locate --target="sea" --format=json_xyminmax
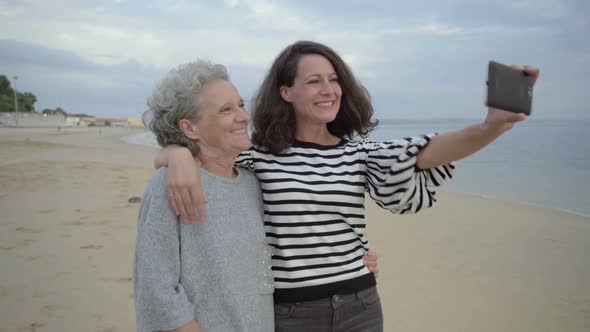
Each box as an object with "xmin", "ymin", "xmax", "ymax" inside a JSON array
[{"xmin": 122, "ymin": 118, "xmax": 590, "ymax": 217}]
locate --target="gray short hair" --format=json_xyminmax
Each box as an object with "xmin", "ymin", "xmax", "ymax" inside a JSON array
[{"xmin": 143, "ymin": 59, "xmax": 229, "ymax": 155}]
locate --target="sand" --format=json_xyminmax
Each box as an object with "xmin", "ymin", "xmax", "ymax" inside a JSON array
[{"xmin": 0, "ymin": 127, "xmax": 588, "ymax": 332}]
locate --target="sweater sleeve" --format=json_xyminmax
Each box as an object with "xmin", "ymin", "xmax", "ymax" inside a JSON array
[
  {"xmin": 363, "ymin": 134, "xmax": 455, "ymax": 214},
  {"xmin": 235, "ymin": 147, "xmax": 255, "ymax": 171},
  {"xmin": 134, "ymin": 168, "xmax": 195, "ymax": 331}
]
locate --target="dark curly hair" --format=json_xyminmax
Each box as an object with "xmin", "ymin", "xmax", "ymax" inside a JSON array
[{"xmin": 251, "ymin": 40, "xmax": 378, "ymax": 153}]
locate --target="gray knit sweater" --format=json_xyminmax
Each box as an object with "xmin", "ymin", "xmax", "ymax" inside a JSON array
[{"xmin": 134, "ymin": 167, "xmax": 274, "ymax": 332}]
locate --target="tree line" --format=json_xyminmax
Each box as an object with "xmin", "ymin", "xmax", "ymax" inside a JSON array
[
  {"xmin": 0, "ymin": 75, "xmax": 93, "ymax": 117},
  {"xmin": 0, "ymin": 75, "xmax": 37, "ymax": 113}
]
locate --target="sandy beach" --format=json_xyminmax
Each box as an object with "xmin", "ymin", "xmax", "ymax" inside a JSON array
[{"xmin": 0, "ymin": 127, "xmax": 589, "ymax": 332}]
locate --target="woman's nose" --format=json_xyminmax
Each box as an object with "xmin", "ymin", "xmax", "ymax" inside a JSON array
[
  {"xmin": 238, "ymin": 107, "xmax": 250, "ymax": 122},
  {"xmin": 320, "ymin": 80, "xmax": 334, "ymax": 95}
]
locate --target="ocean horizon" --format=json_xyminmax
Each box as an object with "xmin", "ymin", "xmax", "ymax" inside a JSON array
[{"xmin": 122, "ymin": 118, "xmax": 590, "ymax": 218}]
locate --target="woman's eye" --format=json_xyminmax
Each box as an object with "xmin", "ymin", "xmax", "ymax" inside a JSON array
[{"xmin": 307, "ymin": 80, "xmax": 319, "ymax": 84}]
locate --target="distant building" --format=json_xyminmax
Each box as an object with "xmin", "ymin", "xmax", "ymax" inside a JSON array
[
  {"xmin": 0, "ymin": 112, "xmax": 66, "ymax": 127},
  {"xmin": 65, "ymin": 116, "xmax": 81, "ymax": 127},
  {"xmin": 0, "ymin": 113, "xmax": 144, "ymax": 128},
  {"xmin": 127, "ymin": 117, "xmax": 144, "ymax": 128}
]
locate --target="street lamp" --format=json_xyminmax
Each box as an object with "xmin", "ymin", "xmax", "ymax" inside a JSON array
[{"xmin": 12, "ymin": 76, "xmax": 18, "ymax": 127}]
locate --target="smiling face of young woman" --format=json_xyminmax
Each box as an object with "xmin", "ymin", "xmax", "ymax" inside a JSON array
[{"xmin": 280, "ymin": 54, "xmax": 342, "ymax": 133}]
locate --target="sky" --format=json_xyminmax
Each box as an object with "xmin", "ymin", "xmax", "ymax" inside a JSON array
[{"xmin": 0, "ymin": 0, "xmax": 588, "ymax": 120}]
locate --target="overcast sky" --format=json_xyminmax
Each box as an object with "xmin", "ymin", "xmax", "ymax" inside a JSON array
[{"xmin": 0, "ymin": 0, "xmax": 588, "ymax": 120}]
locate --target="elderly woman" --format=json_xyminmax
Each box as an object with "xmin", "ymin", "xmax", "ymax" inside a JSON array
[
  {"xmin": 157, "ymin": 41, "xmax": 539, "ymax": 331},
  {"xmin": 133, "ymin": 60, "xmax": 275, "ymax": 332}
]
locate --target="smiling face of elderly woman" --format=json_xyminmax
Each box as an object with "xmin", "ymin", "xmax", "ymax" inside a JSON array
[{"xmin": 180, "ymin": 79, "xmax": 251, "ymax": 158}]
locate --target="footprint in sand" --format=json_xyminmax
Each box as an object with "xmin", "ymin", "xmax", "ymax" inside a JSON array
[
  {"xmin": 80, "ymin": 244, "xmax": 103, "ymax": 250},
  {"xmin": 64, "ymin": 220, "xmax": 84, "ymax": 226},
  {"xmin": 97, "ymin": 325, "xmax": 119, "ymax": 332},
  {"xmin": 32, "ymin": 290, "xmax": 49, "ymax": 299},
  {"xmin": 16, "ymin": 227, "xmax": 41, "ymax": 234},
  {"xmin": 17, "ymin": 322, "xmax": 44, "ymax": 332},
  {"xmin": 100, "ymin": 277, "xmax": 132, "ymax": 284},
  {"xmin": 12, "ymin": 239, "xmax": 34, "ymax": 247},
  {"xmin": 55, "ymin": 271, "xmax": 71, "ymax": 278},
  {"xmin": 42, "ymin": 304, "xmax": 71, "ymax": 319}
]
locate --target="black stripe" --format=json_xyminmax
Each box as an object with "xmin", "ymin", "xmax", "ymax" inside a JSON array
[
  {"xmin": 264, "ymin": 210, "xmax": 364, "ymax": 219},
  {"xmin": 443, "ymin": 164, "xmax": 454, "ymax": 178},
  {"xmin": 267, "ymin": 237, "xmax": 367, "ymax": 250},
  {"xmin": 253, "ymin": 158, "xmax": 365, "ymax": 169},
  {"xmin": 264, "ymin": 218, "xmax": 348, "ymax": 228},
  {"xmin": 427, "ymin": 168, "xmax": 440, "ymax": 186},
  {"xmin": 415, "ymin": 174, "xmax": 424, "ymax": 212},
  {"xmin": 366, "ymin": 160, "xmax": 394, "ymax": 172},
  {"xmin": 265, "ymin": 219, "xmax": 366, "ymax": 229},
  {"xmin": 434, "ymin": 166, "xmax": 446, "ymax": 180},
  {"xmin": 272, "ymin": 255, "xmax": 363, "ymax": 272},
  {"xmin": 263, "ymin": 199, "xmax": 364, "ymax": 209},
  {"xmin": 366, "ymin": 171, "xmax": 412, "ymax": 190},
  {"xmin": 262, "ymin": 187, "xmax": 365, "ymax": 198},
  {"xmin": 255, "ymin": 149, "xmax": 359, "ymax": 159},
  {"xmin": 256, "ymin": 169, "xmax": 366, "ymax": 177},
  {"xmin": 274, "ymin": 265, "xmax": 365, "ymax": 283},
  {"xmin": 259, "ymin": 177, "xmax": 364, "ymax": 187},
  {"xmin": 272, "ymin": 245, "xmax": 367, "ymax": 261},
  {"xmin": 266, "ymin": 228, "xmax": 356, "ymax": 239},
  {"xmin": 366, "ymin": 168, "xmax": 412, "ymax": 188}
]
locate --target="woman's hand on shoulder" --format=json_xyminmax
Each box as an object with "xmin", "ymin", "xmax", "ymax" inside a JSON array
[{"xmin": 166, "ymin": 147, "xmax": 207, "ymax": 223}]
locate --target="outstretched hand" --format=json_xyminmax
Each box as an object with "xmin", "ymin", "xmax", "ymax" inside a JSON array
[{"xmin": 484, "ymin": 65, "xmax": 540, "ymax": 133}]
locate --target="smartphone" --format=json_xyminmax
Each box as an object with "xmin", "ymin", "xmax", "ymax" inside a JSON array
[{"xmin": 486, "ymin": 61, "xmax": 535, "ymax": 115}]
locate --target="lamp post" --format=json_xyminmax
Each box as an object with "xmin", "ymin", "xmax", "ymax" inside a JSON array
[{"xmin": 12, "ymin": 76, "xmax": 18, "ymax": 127}]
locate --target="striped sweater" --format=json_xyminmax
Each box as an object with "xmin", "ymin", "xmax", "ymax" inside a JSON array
[{"xmin": 236, "ymin": 134, "xmax": 454, "ymax": 302}]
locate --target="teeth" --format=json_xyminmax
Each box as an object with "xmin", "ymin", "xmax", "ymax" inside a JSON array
[
  {"xmin": 231, "ymin": 128, "xmax": 246, "ymax": 134},
  {"xmin": 317, "ymin": 101, "xmax": 333, "ymax": 107}
]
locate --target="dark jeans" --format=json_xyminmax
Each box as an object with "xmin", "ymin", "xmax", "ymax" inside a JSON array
[{"xmin": 274, "ymin": 286, "xmax": 383, "ymax": 332}]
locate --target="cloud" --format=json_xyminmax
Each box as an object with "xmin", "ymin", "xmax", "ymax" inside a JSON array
[
  {"xmin": 0, "ymin": 0, "xmax": 587, "ymax": 119},
  {"xmin": 0, "ymin": 39, "xmax": 164, "ymax": 116}
]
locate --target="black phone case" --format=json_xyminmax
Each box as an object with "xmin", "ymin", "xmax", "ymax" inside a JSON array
[{"xmin": 486, "ymin": 61, "xmax": 535, "ymax": 115}]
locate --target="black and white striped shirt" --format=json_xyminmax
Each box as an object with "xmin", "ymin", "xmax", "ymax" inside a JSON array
[{"xmin": 237, "ymin": 134, "xmax": 454, "ymax": 302}]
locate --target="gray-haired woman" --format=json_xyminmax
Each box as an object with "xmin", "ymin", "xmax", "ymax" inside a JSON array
[{"xmin": 133, "ymin": 60, "xmax": 274, "ymax": 332}]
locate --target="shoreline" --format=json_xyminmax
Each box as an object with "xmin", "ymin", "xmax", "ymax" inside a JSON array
[{"xmin": 118, "ymin": 128, "xmax": 590, "ymax": 219}]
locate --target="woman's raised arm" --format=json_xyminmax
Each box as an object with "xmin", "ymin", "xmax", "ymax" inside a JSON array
[{"xmin": 417, "ymin": 66, "xmax": 539, "ymax": 169}]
